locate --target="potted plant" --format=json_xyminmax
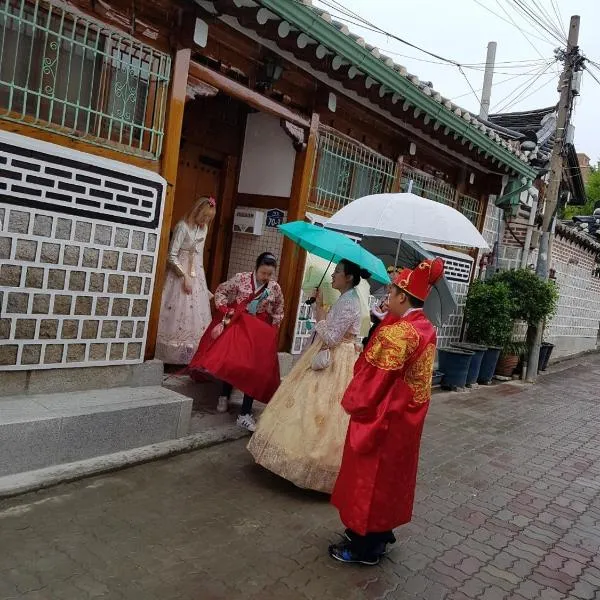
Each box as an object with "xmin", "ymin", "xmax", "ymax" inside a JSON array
[
  {"xmin": 463, "ymin": 279, "xmax": 514, "ymax": 383},
  {"xmin": 496, "ymin": 340, "xmax": 528, "ymax": 378},
  {"xmin": 493, "ymin": 269, "xmax": 558, "ymax": 375}
]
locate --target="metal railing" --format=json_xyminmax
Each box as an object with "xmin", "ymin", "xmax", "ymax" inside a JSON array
[
  {"xmin": 400, "ymin": 165, "xmax": 456, "ymax": 206},
  {"xmin": 458, "ymin": 193, "xmax": 483, "ymax": 226},
  {"xmin": 0, "ymin": 0, "xmax": 171, "ymax": 158},
  {"xmin": 309, "ymin": 125, "xmax": 396, "ymax": 216}
]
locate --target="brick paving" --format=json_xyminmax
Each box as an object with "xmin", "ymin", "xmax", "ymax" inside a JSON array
[{"xmin": 2, "ymin": 356, "xmax": 600, "ymax": 599}]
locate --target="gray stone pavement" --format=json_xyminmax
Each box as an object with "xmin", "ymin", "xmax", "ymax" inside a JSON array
[{"xmin": 2, "ymin": 356, "xmax": 600, "ymax": 600}]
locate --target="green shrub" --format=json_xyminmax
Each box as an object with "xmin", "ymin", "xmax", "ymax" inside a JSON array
[{"xmin": 464, "ymin": 280, "xmax": 514, "ymax": 347}]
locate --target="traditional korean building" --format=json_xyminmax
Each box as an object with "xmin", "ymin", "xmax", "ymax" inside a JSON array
[{"xmin": 0, "ymin": 0, "xmax": 542, "ymax": 478}]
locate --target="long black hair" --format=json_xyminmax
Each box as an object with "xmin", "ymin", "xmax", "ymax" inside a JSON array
[
  {"xmin": 256, "ymin": 252, "xmax": 278, "ymax": 270},
  {"xmin": 339, "ymin": 259, "xmax": 370, "ymax": 287}
]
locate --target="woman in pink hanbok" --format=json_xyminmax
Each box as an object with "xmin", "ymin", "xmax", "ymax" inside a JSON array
[{"xmin": 155, "ymin": 196, "xmax": 216, "ymax": 365}]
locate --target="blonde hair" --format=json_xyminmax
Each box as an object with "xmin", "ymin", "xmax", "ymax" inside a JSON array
[{"xmin": 185, "ymin": 196, "xmax": 216, "ymax": 228}]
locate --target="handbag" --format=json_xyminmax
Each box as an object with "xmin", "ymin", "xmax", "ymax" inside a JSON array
[{"xmin": 311, "ymin": 347, "xmax": 332, "ymax": 371}]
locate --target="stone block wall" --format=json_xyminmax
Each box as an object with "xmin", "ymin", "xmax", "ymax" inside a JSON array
[
  {"xmin": 0, "ymin": 130, "xmax": 165, "ymax": 370},
  {"xmin": 546, "ymin": 236, "xmax": 600, "ymax": 358}
]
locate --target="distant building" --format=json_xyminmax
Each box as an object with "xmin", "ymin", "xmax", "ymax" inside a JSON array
[{"xmin": 577, "ymin": 153, "xmax": 592, "ymax": 185}]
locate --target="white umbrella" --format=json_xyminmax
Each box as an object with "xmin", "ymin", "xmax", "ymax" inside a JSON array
[{"xmin": 324, "ymin": 193, "xmax": 490, "ymax": 250}]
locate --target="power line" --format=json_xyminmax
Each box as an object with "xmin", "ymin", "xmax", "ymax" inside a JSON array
[
  {"xmin": 450, "ymin": 64, "xmax": 553, "ymax": 101},
  {"xmin": 312, "ymin": 0, "xmax": 551, "ymax": 73},
  {"xmin": 499, "ymin": 71, "xmax": 557, "ymax": 112},
  {"xmin": 549, "ymin": 0, "xmax": 567, "ymax": 38},
  {"xmin": 494, "ymin": 0, "xmax": 546, "ymax": 60},
  {"xmin": 506, "ymin": 0, "xmax": 566, "ymax": 45},
  {"xmin": 470, "ymin": 0, "xmax": 557, "ymax": 46},
  {"xmin": 458, "ymin": 66, "xmax": 481, "ymax": 103},
  {"xmin": 492, "ymin": 60, "xmax": 556, "ymax": 112},
  {"xmin": 528, "ymin": 0, "xmax": 567, "ymax": 41}
]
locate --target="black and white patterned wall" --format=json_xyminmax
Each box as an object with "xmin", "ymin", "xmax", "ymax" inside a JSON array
[{"xmin": 0, "ymin": 130, "xmax": 165, "ymax": 370}]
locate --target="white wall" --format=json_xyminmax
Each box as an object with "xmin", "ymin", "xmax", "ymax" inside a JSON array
[{"xmin": 237, "ymin": 112, "xmax": 296, "ymax": 197}]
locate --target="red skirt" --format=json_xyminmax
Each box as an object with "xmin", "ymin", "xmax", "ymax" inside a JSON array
[{"xmin": 187, "ymin": 310, "xmax": 280, "ymax": 403}]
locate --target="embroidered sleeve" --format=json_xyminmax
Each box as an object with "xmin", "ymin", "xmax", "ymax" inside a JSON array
[
  {"xmin": 405, "ymin": 343, "xmax": 436, "ymax": 405},
  {"xmin": 365, "ymin": 321, "xmax": 420, "ymax": 371},
  {"xmin": 315, "ymin": 293, "xmax": 361, "ymax": 348},
  {"xmin": 214, "ymin": 273, "xmax": 242, "ymax": 313},
  {"xmin": 167, "ymin": 221, "xmax": 187, "ymax": 277},
  {"xmin": 269, "ymin": 283, "xmax": 285, "ymax": 327}
]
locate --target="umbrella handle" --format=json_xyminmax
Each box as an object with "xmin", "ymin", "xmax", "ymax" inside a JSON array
[{"xmin": 304, "ymin": 258, "xmax": 333, "ymax": 305}]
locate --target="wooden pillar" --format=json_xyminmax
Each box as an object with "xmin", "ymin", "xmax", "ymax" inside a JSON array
[
  {"xmin": 145, "ymin": 48, "xmax": 191, "ymax": 360},
  {"xmin": 210, "ymin": 155, "xmax": 239, "ymax": 291},
  {"xmin": 278, "ymin": 113, "xmax": 320, "ymax": 352},
  {"xmin": 390, "ymin": 156, "xmax": 404, "ymax": 193}
]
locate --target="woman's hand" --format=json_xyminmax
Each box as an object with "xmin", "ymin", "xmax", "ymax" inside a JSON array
[
  {"xmin": 183, "ymin": 275, "xmax": 193, "ymax": 295},
  {"xmin": 315, "ymin": 288, "xmax": 324, "ymax": 306}
]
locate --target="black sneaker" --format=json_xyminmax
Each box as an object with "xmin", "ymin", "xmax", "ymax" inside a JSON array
[
  {"xmin": 343, "ymin": 529, "xmax": 396, "ymax": 555},
  {"xmin": 328, "ymin": 542, "xmax": 380, "ymax": 566}
]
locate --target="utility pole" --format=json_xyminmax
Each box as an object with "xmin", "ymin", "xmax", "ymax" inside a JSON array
[
  {"xmin": 479, "ymin": 41, "xmax": 497, "ymax": 120},
  {"xmin": 526, "ymin": 15, "xmax": 581, "ymax": 382}
]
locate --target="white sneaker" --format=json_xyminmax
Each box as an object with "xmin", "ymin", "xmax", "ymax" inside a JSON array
[
  {"xmin": 237, "ymin": 414, "xmax": 256, "ymax": 433},
  {"xmin": 216, "ymin": 396, "xmax": 229, "ymax": 413}
]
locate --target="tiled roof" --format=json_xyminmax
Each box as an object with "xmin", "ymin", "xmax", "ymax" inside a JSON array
[
  {"xmin": 246, "ymin": 0, "xmax": 536, "ymax": 177},
  {"xmin": 304, "ymin": 2, "xmax": 529, "ymax": 161}
]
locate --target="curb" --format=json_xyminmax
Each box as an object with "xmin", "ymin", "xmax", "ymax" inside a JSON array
[{"xmin": 0, "ymin": 423, "xmax": 250, "ymax": 500}]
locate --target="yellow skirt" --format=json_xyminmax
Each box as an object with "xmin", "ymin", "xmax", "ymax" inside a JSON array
[{"xmin": 247, "ymin": 340, "xmax": 358, "ymax": 493}]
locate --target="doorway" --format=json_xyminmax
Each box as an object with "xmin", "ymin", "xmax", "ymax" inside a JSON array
[{"xmin": 171, "ymin": 94, "xmax": 248, "ymax": 286}]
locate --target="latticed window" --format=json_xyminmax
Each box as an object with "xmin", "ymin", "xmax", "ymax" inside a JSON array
[
  {"xmin": 458, "ymin": 194, "xmax": 482, "ymax": 226},
  {"xmin": 401, "ymin": 165, "xmax": 483, "ymax": 226},
  {"xmin": 400, "ymin": 165, "xmax": 456, "ymax": 206},
  {"xmin": 309, "ymin": 126, "xmax": 396, "ymax": 216},
  {"xmin": 0, "ymin": 0, "xmax": 171, "ymax": 158}
]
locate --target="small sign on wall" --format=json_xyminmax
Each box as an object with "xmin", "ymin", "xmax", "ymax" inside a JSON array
[{"xmin": 266, "ymin": 209, "xmax": 285, "ymax": 228}]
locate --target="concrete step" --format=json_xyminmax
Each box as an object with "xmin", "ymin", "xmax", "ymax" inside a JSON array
[{"xmin": 0, "ymin": 386, "xmax": 192, "ymax": 478}]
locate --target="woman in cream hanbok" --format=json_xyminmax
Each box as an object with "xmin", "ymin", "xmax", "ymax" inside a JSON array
[
  {"xmin": 155, "ymin": 197, "xmax": 216, "ymax": 365},
  {"xmin": 248, "ymin": 259, "xmax": 369, "ymax": 494}
]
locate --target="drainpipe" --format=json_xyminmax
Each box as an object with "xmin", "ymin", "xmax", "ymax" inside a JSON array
[{"xmin": 520, "ymin": 190, "xmax": 539, "ymax": 268}]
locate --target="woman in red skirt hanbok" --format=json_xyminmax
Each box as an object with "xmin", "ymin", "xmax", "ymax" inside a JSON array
[{"xmin": 187, "ymin": 252, "xmax": 284, "ymax": 432}]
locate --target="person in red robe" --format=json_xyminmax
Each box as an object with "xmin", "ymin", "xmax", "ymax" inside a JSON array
[
  {"xmin": 329, "ymin": 258, "xmax": 445, "ymax": 566},
  {"xmin": 187, "ymin": 252, "xmax": 284, "ymax": 432}
]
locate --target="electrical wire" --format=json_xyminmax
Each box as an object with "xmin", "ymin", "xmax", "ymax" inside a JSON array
[
  {"xmin": 494, "ymin": 0, "xmax": 546, "ymax": 60},
  {"xmin": 458, "ymin": 66, "xmax": 481, "ymax": 103},
  {"xmin": 528, "ymin": 0, "xmax": 566, "ymax": 41},
  {"xmin": 492, "ymin": 60, "xmax": 557, "ymax": 112},
  {"xmin": 505, "ymin": 0, "xmax": 566, "ymax": 45},
  {"xmin": 450, "ymin": 64, "xmax": 553, "ymax": 101},
  {"xmin": 499, "ymin": 72, "xmax": 557, "ymax": 112},
  {"xmin": 469, "ymin": 0, "xmax": 556, "ymax": 46},
  {"xmin": 549, "ymin": 0, "xmax": 567, "ymax": 39},
  {"xmin": 311, "ymin": 0, "xmax": 552, "ymax": 73}
]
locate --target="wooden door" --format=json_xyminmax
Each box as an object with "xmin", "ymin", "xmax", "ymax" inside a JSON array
[{"xmin": 172, "ymin": 142, "xmax": 222, "ymax": 283}]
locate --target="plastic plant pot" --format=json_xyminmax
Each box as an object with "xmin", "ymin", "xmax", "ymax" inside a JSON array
[
  {"xmin": 478, "ymin": 346, "xmax": 502, "ymax": 384},
  {"xmin": 539, "ymin": 342, "xmax": 555, "ymax": 371},
  {"xmin": 451, "ymin": 342, "xmax": 487, "ymax": 386},
  {"xmin": 438, "ymin": 348, "xmax": 474, "ymax": 391},
  {"xmin": 432, "ymin": 371, "xmax": 443, "ymax": 387}
]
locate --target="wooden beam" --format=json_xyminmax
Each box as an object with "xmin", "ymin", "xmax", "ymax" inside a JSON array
[
  {"xmin": 391, "ymin": 156, "xmax": 404, "ymax": 193},
  {"xmin": 188, "ymin": 61, "xmax": 310, "ymax": 128},
  {"xmin": 146, "ymin": 48, "xmax": 191, "ymax": 360},
  {"xmin": 278, "ymin": 112, "xmax": 319, "ymax": 352},
  {"xmin": 210, "ymin": 155, "xmax": 239, "ymax": 291}
]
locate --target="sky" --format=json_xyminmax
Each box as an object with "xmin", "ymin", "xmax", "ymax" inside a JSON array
[{"xmin": 313, "ymin": 0, "xmax": 600, "ymax": 164}]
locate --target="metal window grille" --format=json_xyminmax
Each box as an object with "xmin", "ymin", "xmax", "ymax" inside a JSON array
[
  {"xmin": 458, "ymin": 194, "xmax": 482, "ymax": 226},
  {"xmin": 0, "ymin": 0, "xmax": 171, "ymax": 158},
  {"xmin": 309, "ymin": 126, "xmax": 396, "ymax": 216},
  {"xmin": 400, "ymin": 165, "xmax": 456, "ymax": 206}
]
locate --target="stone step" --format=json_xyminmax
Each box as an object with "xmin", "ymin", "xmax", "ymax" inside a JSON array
[{"xmin": 0, "ymin": 386, "xmax": 192, "ymax": 478}]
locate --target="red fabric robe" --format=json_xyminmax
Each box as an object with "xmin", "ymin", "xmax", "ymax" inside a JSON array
[
  {"xmin": 331, "ymin": 309, "xmax": 437, "ymax": 535},
  {"xmin": 187, "ymin": 273, "xmax": 284, "ymax": 403}
]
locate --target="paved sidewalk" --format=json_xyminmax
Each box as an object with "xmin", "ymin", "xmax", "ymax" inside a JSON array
[{"xmin": 1, "ymin": 355, "xmax": 600, "ymax": 599}]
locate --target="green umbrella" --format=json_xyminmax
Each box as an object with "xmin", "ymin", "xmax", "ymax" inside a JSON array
[{"xmin": 279, "ymin": 221, "xmax": 390, "ymax": 285}]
